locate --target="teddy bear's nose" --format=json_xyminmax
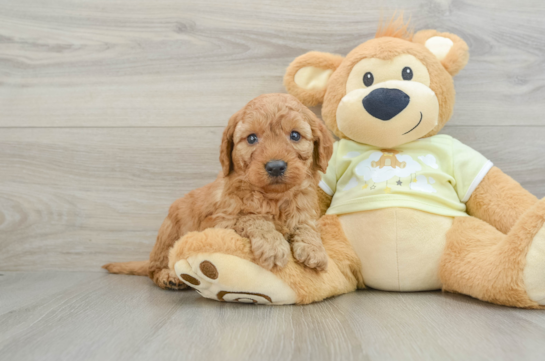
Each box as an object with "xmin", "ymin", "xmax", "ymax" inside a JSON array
[{"xmin": 362, "ymin": 88, "xmax": 410, "ymax": 121}]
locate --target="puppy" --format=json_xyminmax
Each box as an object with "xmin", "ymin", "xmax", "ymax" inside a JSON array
[{"xmin": 103, "ymin": 93, "xmax": 333, "ymax": 289}]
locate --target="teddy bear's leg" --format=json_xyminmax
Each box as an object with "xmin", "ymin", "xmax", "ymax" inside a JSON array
[
  {"xmin": 168, "ymin": 215, "xmax": 361, "ymax": 305},
  {"xmin": 440, "ymin": 198, "xmax": 545, "ymax": 309}
]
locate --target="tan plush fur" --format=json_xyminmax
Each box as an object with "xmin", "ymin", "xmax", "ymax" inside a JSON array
[
  {"xmin": 466, "ymin": 167, "xmax": 538, "ymax": 234},
  {"xmin": 168, "ymin": 215, "xmax": 362, "ymax": 304},
  {"xmin": 412, "ymin": 29, "xmax": 469, "ymax": 76},
  {"xmin": 168, "ymin": 229, "xmax": 255, "ymax": 268},
  {"xmin": 375, "ymin": 13, "xmax": 413, "ymax": 40},
  {"xmin": 283, "ymin": 52, "xmax": 344, "ymax": 107},
  {"xmin": 103, "ymin": 93, "xmax": 333, "ymax": 289},
  {"xmin": 441, "ymin": 198, "xmax": 545, "ymax": 309},
  {"xmin": 317, "ymin": 188, "xmax": 332, "ymax": 217}
]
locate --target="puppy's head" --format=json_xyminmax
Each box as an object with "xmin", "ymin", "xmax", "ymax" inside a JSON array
[{"xmin": 220, "ymin": 93, "xmax": 333, "ymax": 193}]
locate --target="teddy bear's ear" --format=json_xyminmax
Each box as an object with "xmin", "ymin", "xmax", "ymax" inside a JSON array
[
  {"xmin": 413, "ymin": 30, "xmax": 469, "ymax": 76},
  {"xmin": 284, "ymin": 51, "xmax": 344, "ymax": 107}
]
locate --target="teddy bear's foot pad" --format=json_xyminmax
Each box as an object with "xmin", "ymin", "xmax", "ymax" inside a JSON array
[
  {"xmin": 524, "ymin": 225, "xmax": 545, "ymax": 305},
  {"xmin": 174, "ymin": 253, "xmax": 297, "ymax": 305}
]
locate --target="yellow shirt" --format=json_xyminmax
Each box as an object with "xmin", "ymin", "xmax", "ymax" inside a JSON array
[{"xmin": 320, "ymin": 135, "xmax": 493, "ymax": 217}]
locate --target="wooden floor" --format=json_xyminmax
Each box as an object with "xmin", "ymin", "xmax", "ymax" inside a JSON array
[
  {"xmin": 2, "ymin": 271, "xmax": 545, "ymax": 361},
  {"xmin": 1, "ymin": 0, "xmax": 545, "ymax": 360}
]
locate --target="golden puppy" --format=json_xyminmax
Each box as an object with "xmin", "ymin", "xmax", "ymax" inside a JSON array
[{"xmin": 103, "ymin": 93, "xmax": 333, "ymax": 289}]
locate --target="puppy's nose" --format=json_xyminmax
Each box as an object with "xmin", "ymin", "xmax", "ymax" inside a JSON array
[
  {"xmin": 362, "ymin": 88, "xmax": 410, "ymax": 121},
  {"xmin": 265, "ymin": 160, "xmax": 287, "ymax": 177}
]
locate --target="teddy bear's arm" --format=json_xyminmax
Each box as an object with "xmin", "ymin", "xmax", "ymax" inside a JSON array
[
  {"xmin": 317, "ymin": 188, "xmax": 333, "ymax": 217},
  {"xmin": 466, "ymin": 166, "xmax": 538, "ymax": 234}
]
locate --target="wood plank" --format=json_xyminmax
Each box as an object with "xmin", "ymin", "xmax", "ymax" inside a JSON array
[
  {"xmin": 1, "ymin": 271, "xmax": 545, "ymax": 361},
  {"xmin": 0, "ymin": 0, "xmax": 544, "ymax": 127},
  {"xmin": 0, "ymin": 126, "xmax": 543, "ymax": 271},
  {"xmin": 0, "ymin": 127, "xmax": 223, "ymax": 271}
]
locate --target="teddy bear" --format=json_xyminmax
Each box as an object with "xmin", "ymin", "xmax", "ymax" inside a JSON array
[
  {"xmin": 370, "ymin": 149, "xmax": 406, "ymax": 169},
  {"xmin": 168, "ymin": 17, "xmax": 545, "ymax": 308}
]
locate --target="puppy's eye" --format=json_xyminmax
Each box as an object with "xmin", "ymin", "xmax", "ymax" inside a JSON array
[
  {"xmin": 290, "ymin": 131, "xmax": 301, "ymax": 142},
  {"xmin": 402, "ymin": 67, "xmax": 413, "ymax": 80},
  {"xmin": 247, "ymin": 134, "xmax": 258, "ymax": 144},
  {"xmin": 363, "ymin": 72, "xmax": 374, "ymax": 87}
]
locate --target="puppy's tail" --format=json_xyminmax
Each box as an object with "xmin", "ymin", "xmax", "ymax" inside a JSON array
[{"xmin": 102, "ymin": 260, "xmax": 149, "ymax": 276}]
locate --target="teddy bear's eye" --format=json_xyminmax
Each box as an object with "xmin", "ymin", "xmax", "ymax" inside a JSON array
[
  {"xmin": 402, "ymin": 67, "xmax": 413, "ymax": 80},
  {"xmin": 363, "ymin": 72, "xmax": 374, "ymax": 87}
]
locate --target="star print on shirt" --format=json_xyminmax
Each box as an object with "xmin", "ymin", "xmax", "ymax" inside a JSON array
[
  {"xmin": 396, "ymin": 180, "xmax": 402, "ymax": 186},
  {"xmin": 370, "ymin": 185, "xmax": 376, "ymax": 190}
]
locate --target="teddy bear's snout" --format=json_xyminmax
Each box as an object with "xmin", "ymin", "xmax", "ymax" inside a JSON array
[{"xmin": 362, "ymin": 88, "xmax": 410, "ymax": 121}]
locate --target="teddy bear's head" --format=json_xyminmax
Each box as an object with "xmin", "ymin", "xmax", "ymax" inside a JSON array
[{"xmin": 284, "ymin": 17, "xmax": 469, "ymax": 149}]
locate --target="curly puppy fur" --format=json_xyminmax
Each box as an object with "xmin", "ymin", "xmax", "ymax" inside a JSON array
[{"xmin": 103, "ymin": 94, "xmax": 333, "ymax": 289}]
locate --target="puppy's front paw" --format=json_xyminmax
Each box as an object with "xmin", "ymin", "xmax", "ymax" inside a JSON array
[
  {"xmin": 292, "ymin": 242, "xmax": 328, "ymax": 271},
  {"xmin": 250, "ymin": 232, "xmax": 290, "ymax": 270},
  {"xmin": 153, "ymin": 268, "xmax": 188, "ymax": 290}
]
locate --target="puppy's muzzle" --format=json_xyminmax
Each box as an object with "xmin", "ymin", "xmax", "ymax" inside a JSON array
[{"xmin": 265, "ymin": 160, "xmax": 287, "ymax": 177}]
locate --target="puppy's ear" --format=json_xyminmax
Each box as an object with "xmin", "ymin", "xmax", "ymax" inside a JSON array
[
  {"xmin": 219, "ymin": 109, "xmax": 242, "ymax": 177},
  {"xmin": 413, "ymin": 30, "xmax": 469, "ymax": 76},
  {"xmin": 305, "ymin": 109, "xmax": 333, "ymax": 173},
  {"xmin": 284, "ymin": 51, "xmax": 344, "ymax": 107}
]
